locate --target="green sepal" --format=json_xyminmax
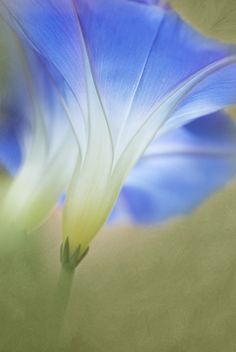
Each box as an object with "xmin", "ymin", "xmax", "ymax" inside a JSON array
[{"xmin": 60, "ymin": 237, "xmax": 89, "ymax": 271}]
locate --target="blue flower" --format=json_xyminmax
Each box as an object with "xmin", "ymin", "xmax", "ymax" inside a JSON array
[
  {"xmin": 1, "ymin": 0, "xmax": 236, "ymax": 256},
  {"xmin": 0, "ymin": 19, "xmax": 77, "ymax": 232},
  {"xmin": 110, "ymin": 111, "xmax": 236, "ymax": 224}
]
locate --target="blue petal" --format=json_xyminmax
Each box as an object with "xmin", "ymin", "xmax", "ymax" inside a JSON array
[
  {"xmin": 110, "ymin": 111, "xmax": 236, "ymax": 224},
  {"xmin": 0, "ymin": 118, "xmax": 22, "ymax": 174},
  {"xmin": 2, "ymin": 0, "xmax": 236, "ymax": 146},
  {"xmin": 128, "ymin": 0, "xmax": 170, "ymax": 9},
  {"xmin": 0, "ymin": 0, "xmax": 88, "ymax": 116},
  {"xmin": 0, "ymin": 31, "xmax": 27, "ymax": 174}
]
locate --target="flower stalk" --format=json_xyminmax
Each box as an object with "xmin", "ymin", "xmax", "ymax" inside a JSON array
[{"xmin": 43, "ymin": 240, "xmax": 89, "ymax": 351}]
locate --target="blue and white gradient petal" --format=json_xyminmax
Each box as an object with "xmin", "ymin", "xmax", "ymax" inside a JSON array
[
  {"xmin": 1, "ymin": 0, "xmax": 236, "ymax": 254},
  {"xmin": 0, "ymin": 21, "xmax": 78, "ymax": 233},
  {"xmin": 111, "ymin": 111, "xmax": 236, "ymax": 224}
]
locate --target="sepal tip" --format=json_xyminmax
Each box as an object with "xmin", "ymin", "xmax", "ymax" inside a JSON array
[{"xmin": 60, "ymin": 237, "xmax": 89, "ymax": 271}]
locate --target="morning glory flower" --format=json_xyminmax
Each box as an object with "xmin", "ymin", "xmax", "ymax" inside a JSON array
[
  {"xmin": 1, "ymin": 0, "xmax": 236, "ymax": 261},
  {"xmin": 110, "ymin": 111, "xmax": 236, "ymax": 224},
  {"xmin": 0, "ymin": 19, "xmax": 77, "ymax": 236}
]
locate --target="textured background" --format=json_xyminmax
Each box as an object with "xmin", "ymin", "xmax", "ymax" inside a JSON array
[
  {"xmin": 1, "ymin": 174, "xmax": 236, "ymax": 352},
  {"xmin": 170, "ymin": 0, "xmax": 236, "ymax": 44},
  {"xmin": 66, "ymin": 178, "xmax": 236, "ymax": 352}
]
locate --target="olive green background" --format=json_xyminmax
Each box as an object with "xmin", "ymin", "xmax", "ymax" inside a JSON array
[
  {"xmin": 1, "ymin": 176, "xmax": 236, "ymax": 352},
  {"xmin": 170, "ymin": 0, "xmax": 236, "ymax": 44}
]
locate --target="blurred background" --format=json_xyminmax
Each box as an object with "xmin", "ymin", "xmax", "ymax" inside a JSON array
[
  {"xmin": 1, "ymin": 177, "xmax": 236, "ymax": 352},
  {"xmin": 1, "ymin": 1, "xmax": 236, "ymax": 351}
]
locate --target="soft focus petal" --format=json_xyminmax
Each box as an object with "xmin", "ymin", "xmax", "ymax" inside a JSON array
[
  {"xmin": 1, "ymin": 0, "xmax": 236, "ymax": 150},
  {"xmin": 131, "ymin": 0, "xmax": 169, "ymax": 6},
  {"xmin": 111, "ymin": 111, "xmax": 236, "ymax": 224},
  {"xmin": 0, "ymin": 0, "xmax": 88, "ymax": 150},
  {"xmin": 0, "ymin": 18, "xmax": 29, "ymax": 174},
  {"xmin": 0, "ymin": 22, "xmax": 78, "ymax": 232},
  {"xmin": 0, "ymin": 120, "xmax": 22, "ymax": 174},
  {"xmin": 2, "ymin": 0, "xmax": 236, "ymax": 254}
]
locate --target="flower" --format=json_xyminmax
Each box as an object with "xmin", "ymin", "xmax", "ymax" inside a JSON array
[
  {"xmin": 110, "ymin": 111, "xmax": 236, "ymax": 223},
  {"xmin": 1, "ymin": 0, "xmax": 236, "ymax": 260},
  {"xmin": 0, "ymin": 18, "xmax": 77, "ymax": 235}
]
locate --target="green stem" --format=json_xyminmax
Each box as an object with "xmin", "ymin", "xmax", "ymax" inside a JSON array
[
  {"xmin": 43, "ymin": 240, "xmax": 88, "ymax": 351},
  {"xmin": 56, "ymin": 266, "xmax": 75, "ymax": 323},
  {"xmin": 45, "ymin": 266, "xmax": 75, "ymax": 352}
]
